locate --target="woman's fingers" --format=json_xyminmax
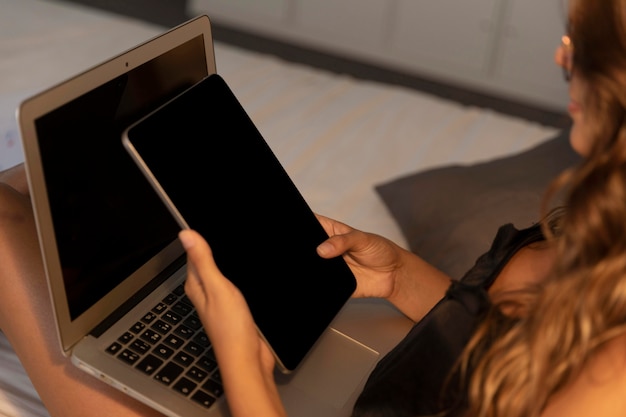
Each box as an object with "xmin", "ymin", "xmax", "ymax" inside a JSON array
[
  {"xmin": 180, "ymin": 230, "xmax": 220, "ymax": 283},
  {"xmin": 315, "ymin": 213, "xmax": 353, "ymax": 236},
  {"xmin": 180, "ymin": 229, "xmax": 225, "ymax": 309}
]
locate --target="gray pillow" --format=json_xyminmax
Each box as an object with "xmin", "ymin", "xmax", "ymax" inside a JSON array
[{"xmin": 375, "ymin": 128, "xmax": 580, "ymax": 279}]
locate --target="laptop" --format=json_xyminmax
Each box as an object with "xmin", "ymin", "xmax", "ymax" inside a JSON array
[{"xmin": 17, "ymin": 14, "xmax": 400, "ymax": 417}]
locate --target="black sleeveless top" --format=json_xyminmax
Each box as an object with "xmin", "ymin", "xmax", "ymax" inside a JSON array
[{"xmin": 352, "ymin": 223, "xmax": 545, "ymax": 417}]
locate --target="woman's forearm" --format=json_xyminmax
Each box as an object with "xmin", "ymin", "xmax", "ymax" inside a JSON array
[
  {"xmin": 220, "ymin": 356, "xmax": 287, "ymax": 417},
  {"xmin": 387, "ymin": 249, "xmax": 451, "ymax": 322}
]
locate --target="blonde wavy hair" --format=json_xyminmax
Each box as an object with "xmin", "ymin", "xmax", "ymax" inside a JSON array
[{"xmin": 460, "ymin": 1, "xmax": 626, "ymax": 416}]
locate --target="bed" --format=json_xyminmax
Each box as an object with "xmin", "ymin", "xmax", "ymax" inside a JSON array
[{"xmin": 0, "ymin": 1, "xmax": 577, "ymax": 416}]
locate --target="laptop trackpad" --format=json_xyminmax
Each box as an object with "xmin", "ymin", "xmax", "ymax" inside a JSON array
[{"xmin": 276, "ymin": 327, "xmax": 379, "ymax": 411}]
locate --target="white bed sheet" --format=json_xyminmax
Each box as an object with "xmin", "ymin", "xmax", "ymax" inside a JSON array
[{"xmin": 0, "ymin": 1, "xmax": 559, "ymax": 416}]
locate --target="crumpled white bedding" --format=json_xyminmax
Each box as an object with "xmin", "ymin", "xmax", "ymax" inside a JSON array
[{"xmin": 0, "ymin": 0, "xmax": 559, "ymax": 416}]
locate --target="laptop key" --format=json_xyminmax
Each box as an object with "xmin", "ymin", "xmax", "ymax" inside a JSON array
[
  {"xmin": 130, "ymin": 339, "xmax": 151, "ymax": 355},
  {"xmin": 162, "ymin": 293, "xmax": 178, "ymax": 305},
  {"xmin": 152, "ymin": 302, "xmax": 168, "ymax": 314},
  {"xmin": 180, "ymin": 295, "xmax": 193, "ymax": 307},
  {"xmin": 118, "ymin": 349, "xmax": 140, "ymax": 365},
  {"xmin": 205, "ymin": 347, "xmax": 216, "ymax": 360},
  {"xmin": 211, "ymin": 370, "xmax": 222, "ymax": 384},
  {"xmin": 182, "ymin": 315, "xmax": 202, "ymax": 330},
  {"xmin": 153, "ymin": 343, "xmax": 175, "ymax": 360},
  {"xmin": 106, "ymin": 342, "xmax": 123, "ymax": 355},
  {"xmin": 129, "ymin": 322, "xmax": 145, "ymax": 334},
  {"xmin": 202, "ymin": 378, "xmax": 224, "ymax": 398},
  {"xmin": 192, "ymin": 331, "xmax": 210, "ymax": 348},
  {"xmin": 173, "ymin": 377, "xmax": 197, "ymax": 396},
  {"xmin": 141, "ymin": 311, "xmax": 158, "ymax": 324},
  {"xmin": 118, "ymin": 332, "xmax": 134, "ymax": 344},
  {"xmin": 154, "ymin": 362, "xmax": 183, "ymax": 386},
  {"xmin": 173, "ymin": 325, "xmax": 194, "ymax": 340},
  {"xmin": 183, "ymin": 341, "xmax": 204, "ymax": 357},
  {"xmin": 172, "ymin": 284, "xmax": 185, "ymax": 297},
  {"xmin": 162, "ymin": 311, "xmax": 183, "ymax": 325},
  {"xmin": 163, "ymin": 334, "xmax": 185, "ymax": 349},
  {"xmin": 173, "ymin": 351, "xmax": 194, "ymax": 367},
  {"xmin": 136, "ymin": 354, "xmax": 163, "ymax": 375},
  {"xmin": 140, "ymin": 329, "xmax": 162, "ymax": 344},
  {"xmin": 172, "ymin": 301, "xmax": 192, "ymax": 317},
  {"xmin": 191, "ymin": 390, "xmax": 216, "ymax": 409},
  {"xmin": 196, "ymin": 355, "xmax": 217, "ymax": 373},
  {"xmin": 151, "ymin": 319, "xmax": 172, "ymax": 335},
  {"xmin": 186, "ymin": 366, "xmax": 209, "ymax": 382}
]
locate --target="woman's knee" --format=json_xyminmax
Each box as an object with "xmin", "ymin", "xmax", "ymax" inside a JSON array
[
  {"xmin": 0, "ymin": 180, "xmax": 42, "ymax": 297},
  {"xmin": 0, "ymin": 182, "xmax": 35, "ymax": 243},
  {"xmin": 0, "ymin": 163, "xmax": 29, "ymax": 195}
]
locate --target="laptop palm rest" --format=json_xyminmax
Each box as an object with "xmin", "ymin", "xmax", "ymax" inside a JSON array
[{"xmin": 275, "ymin": 327, "xmax": 379, "ymax": 414}]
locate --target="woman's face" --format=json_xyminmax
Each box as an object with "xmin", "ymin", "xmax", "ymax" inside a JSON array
[{"xmin": 555, "ymin": 35, "xmax": 592, "ymax": 156}]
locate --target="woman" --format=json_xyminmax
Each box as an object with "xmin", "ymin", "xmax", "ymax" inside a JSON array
[
  {"xmin": 182, "ymin": 0, "xmax": 626, "ymax": 416},
  {"xmin": 463, "ymin": 1, "xmax": 626, "ymax": 416},
  {"xmin": 2, "ymin": 1, "xmax": 625, "ymax": 416}
]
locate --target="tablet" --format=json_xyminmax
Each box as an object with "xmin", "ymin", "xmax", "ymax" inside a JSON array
[{"xmin": 122, "ymin": 74, "xmax": 357, "ymax": 373}]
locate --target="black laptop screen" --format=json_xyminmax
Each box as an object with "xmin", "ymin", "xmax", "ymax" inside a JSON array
[{"xmin": 34, "ymin": 35, "xmax": 208, "ymax": 320}]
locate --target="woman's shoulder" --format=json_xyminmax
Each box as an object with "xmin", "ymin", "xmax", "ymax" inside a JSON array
[{"xmin": 541, "ymin": 332, "xmax": 626, "ymax": 416}]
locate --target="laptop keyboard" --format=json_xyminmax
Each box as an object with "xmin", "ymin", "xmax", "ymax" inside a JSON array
[{"xmin": 105, "ymin": 283, "xmax": 224, "ymax": 409}]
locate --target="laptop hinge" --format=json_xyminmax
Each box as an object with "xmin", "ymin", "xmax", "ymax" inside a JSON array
[{"xmin": 90, "ymin": 254, "xmax": 186, "ymax": 337}]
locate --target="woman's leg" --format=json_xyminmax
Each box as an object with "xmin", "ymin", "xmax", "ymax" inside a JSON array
[{"xmin": 0, "ymin": 165, "xmax": 164, "ymax": 417}]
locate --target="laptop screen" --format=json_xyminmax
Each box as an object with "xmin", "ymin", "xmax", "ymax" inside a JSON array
[{"xmin": 34, "ymin": 35, "xmax": 208, "ymax": 320}]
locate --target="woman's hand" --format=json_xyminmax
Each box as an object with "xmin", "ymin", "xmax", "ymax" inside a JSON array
[
  {"xmin": 315, "ymin": 214, "xmax": 451, "ymax": 322},
  {"xmin": 315, "ymin": 214, "xmax": 406, "ymax": 300},
  {"xmin": 181, "ymin": 229, "xmax": 286, "ymax": 417}
]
